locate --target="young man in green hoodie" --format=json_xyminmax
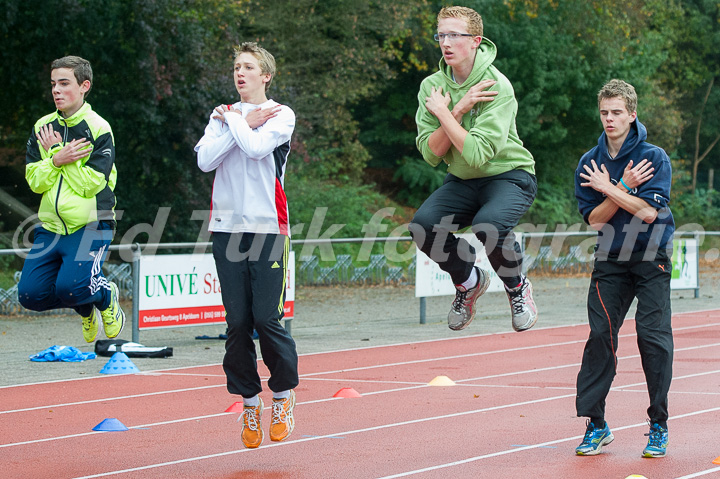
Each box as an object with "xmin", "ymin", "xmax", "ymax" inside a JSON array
[{"xmin": 409, "ymin": 6, "xmax": 538, "ymax": 332}]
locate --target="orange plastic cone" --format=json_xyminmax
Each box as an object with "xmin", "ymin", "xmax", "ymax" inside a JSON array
[
  {"xmin": 225, "ymin": 402, "xmax": 244, "ymax": 412},
  {"xmin": 333, "ymin": 387, "xmax": 362, "ymax": 398}
]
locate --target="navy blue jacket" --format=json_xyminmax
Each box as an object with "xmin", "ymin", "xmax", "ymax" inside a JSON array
[{"xmin": 575, "ymin": 118, "xmax": 675, "ymax": 257}]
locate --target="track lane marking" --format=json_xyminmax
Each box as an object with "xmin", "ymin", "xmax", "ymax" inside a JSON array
[
  {"xmin": 676, "ymin": 466, "xmax": 720, "ymax": 478},
  {"xmin": 0, "ymin": 338, "xmax": 593, "ymax": 414},
  {"xmin": 375, "ymin": 406, "xmax": 720, "ymax": 479},
  {"xmin": 3, "ymin": 338, "xmax": 718, "ymax": 416},
  {"xmin": 3, "ymin": 365, "xmax": 720, "ymax": 450},
  {"xmin": 2, "ymin": 310, "xmax": 717, "ymax": 390},
  {"xmin": 66, "ymin": 403, "xmax": 720, "ymax": 478}
]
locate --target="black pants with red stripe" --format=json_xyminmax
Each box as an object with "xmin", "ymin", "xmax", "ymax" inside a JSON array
[
  {"xmin": 576, "ymin": 250, "xmax": 673, "ymax": 425},
  {"xmin": 212, "ymin": 232, "xmax": 299, "ymax": 398}
]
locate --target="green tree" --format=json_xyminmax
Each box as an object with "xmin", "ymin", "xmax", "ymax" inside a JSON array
[
  {"xmin": 238, "ymin": 0, "xmax": 430, "ymax": 182},
  {"xmin": 1, "ymin": 0, "xmax": 244, "ymax": 242},
  {"xmin": 352, "ymin": 2, "xmax": 441, "ymax": 207},
  {"xmin": 656, "ymin": 0, "xmax": 720, "ymax": 193},
  {"xmin": 1, "ymin": 0, "xmax": 432, "ymax": 242},
  {"xmin": 4, "ymin": 0, "xmax": 710, "ymax": 240},
  {"xmin": 355, "ymin": 0, "xmax": 682, "ymax": 224}
]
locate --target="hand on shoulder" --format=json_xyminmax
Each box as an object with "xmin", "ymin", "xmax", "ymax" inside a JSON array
[{"xmin": 245, "ymin": 105, "xmax": 283, "ymax": 129}]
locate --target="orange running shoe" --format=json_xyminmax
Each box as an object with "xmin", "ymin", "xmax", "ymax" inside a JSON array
[
  {"xmin": 270, "ymin": 390, "xmax": 296, "ymax": 442},
  {"xmin": 240, "ymin": 398, "xmax": 264, "ymax": 448}
]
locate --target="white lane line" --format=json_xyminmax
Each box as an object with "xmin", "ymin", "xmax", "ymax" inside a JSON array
[
  {"xmin": 4, "ymin": 365, "xmax": 720, "ymax": 451},
  {"xmin": 300, "ymin": 377, "xmax": 427, "ymax": 386},
  {"xmin": 375, "ymin": 406, "xmax": 720, "ymax": 479},
  {"xmin": 138, "ymin": 372, "xmax": 226, "ymax": 378},
  {"xmin": 69, "ymin": 392, "xmax": 580, "ymax": 478},
  {"xmin": 301, "ymin": 320, "xmax": 720, "ymax": 379},
  {"xmin": 0, "ymin": 413, "xmax": 229, "ymax": 449},
  {"xmin": 0, "ymin": 337, "xmax": 590, "ymax": 414},
  {"xmin": 675, "ymin": 466, "xmax": 720, "ymax": 478},
  {"xmin": 2, "ymin": 310, "xmax": 717, "ymax": 390},
  {"xmin": 456, "ymin": 341, "xmax": 720, "ymax": 384},
  {"xmin": 0, "ymin": 384, "xmax": 224, "ymax": 415},
  {"xmin": 2, "ymin": 338, "xmax": 719, "ymax": 417},
  {"xmin": 67, "ymin": 404, "xmax": 720, "ymax": 478}
]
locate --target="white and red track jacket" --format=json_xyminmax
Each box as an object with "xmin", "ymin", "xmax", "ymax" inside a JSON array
[{"xmin": 195, "ymin": 100, "xmax": 295, "ymax": 236}]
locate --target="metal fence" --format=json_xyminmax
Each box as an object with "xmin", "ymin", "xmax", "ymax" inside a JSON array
[
  {"xmin": 298, "ymin": 253, "xmax": 411, "ymax": 286},
  {"xmin": 0, "ymin": 239, "xmax": 589, "ymax": 313},
  {"xmin": 1, "ymin": 231, "xmax": 715, "ymax": 336}
]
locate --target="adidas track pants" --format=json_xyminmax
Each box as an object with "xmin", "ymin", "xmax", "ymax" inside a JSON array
[
  {"xmin": 18, "ymin": 222, "xmax": 114, "ymax": 317},
  {"xmin": 212, "ymin": 232, "xmax": 299, "ymax": 398}
]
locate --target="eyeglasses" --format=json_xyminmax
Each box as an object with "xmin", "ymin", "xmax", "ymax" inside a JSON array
[{"xmin": 434, "ymin": 33, "xmax": 476, "ymax": 42}]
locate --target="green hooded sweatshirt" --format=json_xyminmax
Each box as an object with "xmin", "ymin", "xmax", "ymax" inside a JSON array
[{"xmin": 415, "ymin": 38, "xmax": 534, "ymax": 179}]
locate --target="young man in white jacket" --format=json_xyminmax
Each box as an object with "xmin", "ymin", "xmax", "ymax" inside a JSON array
[{"xmin": 195, "ymin": 42, "xmax": 298, "ymax": 449}]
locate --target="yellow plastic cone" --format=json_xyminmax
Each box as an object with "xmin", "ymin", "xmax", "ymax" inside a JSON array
[{"xmin": 428, "ymin": 375, "xmax": 456, "ymax": 386}]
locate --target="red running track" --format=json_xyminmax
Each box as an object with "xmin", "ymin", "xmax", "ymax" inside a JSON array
[{"xmin": 3, "ymin": 309, "xmax": 720, "ymax": 479}]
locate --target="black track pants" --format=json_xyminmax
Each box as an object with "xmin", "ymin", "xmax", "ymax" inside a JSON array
[
  {"xmin": 576, "ymin": 250, "xmax": 673, "ymax": 424},
  {"xmin": 409, "ymin": 170, "xmax": 537, "ymax": 288},
  {"xmin": 212, "ymin": 232, "xmax": 299, "ymax": 398}
]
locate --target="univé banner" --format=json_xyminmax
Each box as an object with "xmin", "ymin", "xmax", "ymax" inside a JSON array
[{"xmin": 138, "ymin": 252, "xmax": 295, "ymax": 330}]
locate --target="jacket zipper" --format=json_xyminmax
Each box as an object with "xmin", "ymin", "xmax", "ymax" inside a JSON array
[{"xmin": 55, "ymin": 116, "xmax": 69, "ymax": 235}]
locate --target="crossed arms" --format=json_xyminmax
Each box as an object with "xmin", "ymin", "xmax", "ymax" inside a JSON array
[
  {"xmin": 579, "ymin": 159, "xmax": 658, "ymax": 230},
  {"xmin": 26, "ymin": 123, "xmax": 112, "ymax": 198},
  {"xmin": 196, "ymin": 103, "xmax": 293, "ymax": 172},
  {"xmin": 424, "ymin": 79, "xmax": 498, "ymax": 156}
]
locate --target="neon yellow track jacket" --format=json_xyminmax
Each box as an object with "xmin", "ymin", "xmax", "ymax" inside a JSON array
[{"xmin": 25, "ymin": 102, "xmax": 117, "ymax": 235}]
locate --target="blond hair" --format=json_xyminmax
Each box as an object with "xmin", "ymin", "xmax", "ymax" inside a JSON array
[
  {"xmin": 598, "ymin": 79, "xmax": 637, "ymax": 114},
  {"xmin": 437, "ymin": 6, "xmax": 483, "ymax": 37},
  {"xmin": 233, "ymin": 42, "xmax": 276, "ymax": 91}
]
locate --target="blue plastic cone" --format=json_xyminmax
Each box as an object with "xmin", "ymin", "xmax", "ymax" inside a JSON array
[
  {"xmin": 92, "ymin": 418, "xmax": 129, "ymax": 431},
  {"xmin": 99, "ymin": 352, "xmax": 140, "ymax": 374}
]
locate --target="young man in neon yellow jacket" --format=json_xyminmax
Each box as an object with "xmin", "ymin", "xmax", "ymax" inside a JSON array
[
  {"xmin": 410, "ymin": 6, "xmax": 538, "ymax": 333},
  {"xmin": 18, "ymin": 55, "xmax": 125, "ymax": 343}
]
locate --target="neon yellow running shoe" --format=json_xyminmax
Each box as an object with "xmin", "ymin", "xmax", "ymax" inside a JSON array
[
  {"xmin": 81, "ymin": 307, "xmax": 100, "ymax": 343},
  {"xmin": 101, "ymin": 282, "xmax": 125, "ymax": 338}
]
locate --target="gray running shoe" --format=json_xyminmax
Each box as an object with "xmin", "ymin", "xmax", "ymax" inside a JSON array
[
  {"xmin": 505, "ymin": 277, "xmax": 538, "ymax": 332},
  {"xmin": 447, "ymin": 267, "xmax": 491, "ymax": 331}
]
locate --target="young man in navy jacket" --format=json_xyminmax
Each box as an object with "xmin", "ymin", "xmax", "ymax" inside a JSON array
[{"xmin": 573, "ymin": 79, "xmax": 674, "ymax": 458}]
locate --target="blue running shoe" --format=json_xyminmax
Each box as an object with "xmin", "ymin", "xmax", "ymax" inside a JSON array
[
  {"xmin": 643, "ymin": 422, "xmax": 668, "ymax": 458},
  {"xmin": 576, "ymin": 420, "xmax": 614, "ymax": 455}
]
